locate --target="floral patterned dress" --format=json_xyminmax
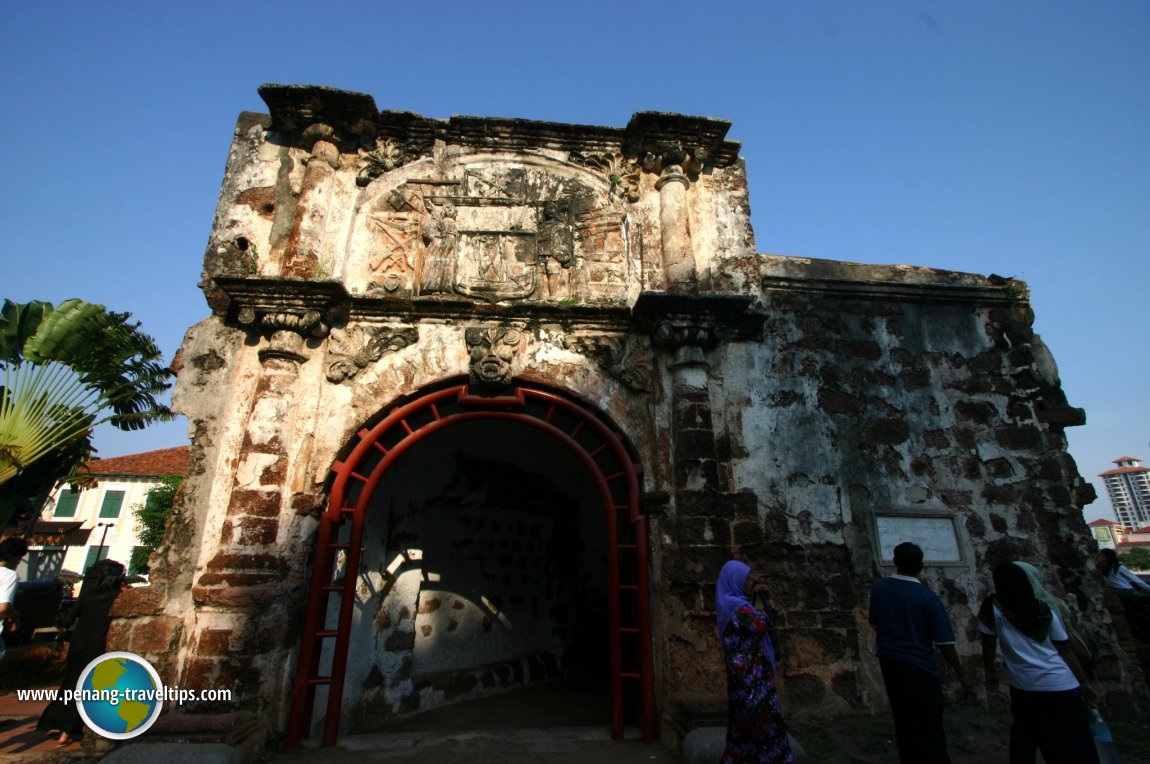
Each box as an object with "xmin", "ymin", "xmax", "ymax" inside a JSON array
[{"xmin": 721, "ymin": 604, "xmax": 794, "ymax": 764}]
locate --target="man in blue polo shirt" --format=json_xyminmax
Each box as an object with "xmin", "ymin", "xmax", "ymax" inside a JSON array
[{"xmin": 869, "ymin": 541, "xmax": 973, "ymax": 764}]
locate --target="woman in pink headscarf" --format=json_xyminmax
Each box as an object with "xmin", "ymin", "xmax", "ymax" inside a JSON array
[{"xmin": 716, "ymin": 560, "xmax": 794, "ymax": 764}]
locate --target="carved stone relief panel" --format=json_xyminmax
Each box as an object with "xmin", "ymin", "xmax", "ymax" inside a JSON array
[
  {"xmin": 356, "ymin": 137, "xmax": 434, "ymax": 186},
  {"xmin": 348, "ymin": 157, "xmax": 629, "ymax": 305},
  {"xmin": 565, "ymin": 334, "xmax": 653, "ymax": 393},
  {"xmin": 567, "ymin": 150, "xmax": 641, "ymax": 204},
  {"xmin": 325, "ymin": 324, "xmax": 419, "ymax": 383}
]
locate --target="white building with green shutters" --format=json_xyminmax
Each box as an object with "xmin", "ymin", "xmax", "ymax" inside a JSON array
[{"xmin": 24, "ymin": 446, "xmax": 188, "ymax": 581}]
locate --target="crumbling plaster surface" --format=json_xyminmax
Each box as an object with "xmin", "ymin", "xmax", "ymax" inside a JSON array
[
  {"xmin": 203, "ymin": 113, "xmax": 754, "ymax": 307},
  {"xmin": 110, "ymin": 86, "xmax": 1146, "ymax": 747}
]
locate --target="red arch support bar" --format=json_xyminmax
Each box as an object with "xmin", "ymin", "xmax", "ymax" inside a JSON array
[{"xmin": 285, "ymin": 378, "xmax": 655, "ymax": 751}]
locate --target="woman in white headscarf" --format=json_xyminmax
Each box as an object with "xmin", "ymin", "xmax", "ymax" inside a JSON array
[{"xmin": 716, "ymin": 560, "xmax": 794, "ymax": 764}]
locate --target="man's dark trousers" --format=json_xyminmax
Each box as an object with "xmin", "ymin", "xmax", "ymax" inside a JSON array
[{"xmin": 879, "ymin": 656, "xmax": 950, "ymax": 764}]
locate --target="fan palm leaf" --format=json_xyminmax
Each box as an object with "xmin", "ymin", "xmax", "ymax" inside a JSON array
[{"xmin": 0, "ymin": 298, "xmax": 174, "ymax": 488}]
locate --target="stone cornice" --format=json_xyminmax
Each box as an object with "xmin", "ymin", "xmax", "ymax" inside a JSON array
[
  {"xmin": 212, "ymin": 277, "xmax": 635, "ymax": 333},
  {"xmin": 623, "ymin": 111, "xmax": 740, "ymax": 171},
  {"xmin": 351, "ymin": 296, "xmax": 635, "ymax": 333},
  {"xmin": 212, "ymin": 279, "xmax": 772, "ymax": 344},
  {"xmin": 761, "ymin": 275, "xmax": 1021, "ymax": 306},
  {"xmin": 760, "ymin": 256, "xmax": 1026, "ymax": 307},
  {"xmin": 632, "ymin": 292, "xmax": 765, "ymax": 343},
  {"xmin": 213, "ymin": 277, "xmax": 352, "ymax": 331},
  {"xmin": 256, "ymin": 84, "xmax": 742, "ymax": 168}
]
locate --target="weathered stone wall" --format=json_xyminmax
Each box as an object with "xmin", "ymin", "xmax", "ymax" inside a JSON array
[
  {"xmin": 651, "ymin": 256, "xmax": 1146, "ymax": 718},
  {"xmin": 109, "ymin": 85, "xmax": 1147, "ymax": 750}
]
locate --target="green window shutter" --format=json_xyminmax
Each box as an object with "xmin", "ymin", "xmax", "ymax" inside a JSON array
[
  {"xmin": 54, "ymin": 489, "xmax": 80, "ymax": 518},
  {"xmin": 83, "ymin": 545, "xmax": 107, "ymax": 573},
  {"xmin": 99, "ymin": 490, "xmax": 125, "ymax": 518}
]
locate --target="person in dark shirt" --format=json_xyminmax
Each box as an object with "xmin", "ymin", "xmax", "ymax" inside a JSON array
[
  {"xmin": 37, "ymin": 559, "xmax": 125, "ymax": 747},
  {"xmin": 869, "ymin": 542, "xmax": 972, "ymax": 764}
]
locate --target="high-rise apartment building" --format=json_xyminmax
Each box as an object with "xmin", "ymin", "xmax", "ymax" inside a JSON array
[{"xmin": 1100, "ymin": 456, "xmax": 1150, "ymax": 529}]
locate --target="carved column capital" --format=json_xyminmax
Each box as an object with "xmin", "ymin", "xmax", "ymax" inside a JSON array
[
  {"xmin": 655, "ymin": 163, "xmax": 690, "ymax": 191},
  {"xmin": 237, "ymin": 309, "xmax": 327, "ymax": 365},
  {"xmin": 216, "ymin": 276, "xmax": 351, "ymax": 365},
  {"xmin": 301, "ymin": 123, "xmax": 341, "ymax": 170},
  {"xmin": 623, "ymin": 112, "xmax": 736, "ymax": 178},
  {"xmin": 651, "ymin": 320, "xmax": 725, "ymax": 369}
]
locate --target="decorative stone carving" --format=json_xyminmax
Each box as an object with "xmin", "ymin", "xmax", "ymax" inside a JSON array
[
  {"xmin": 366, "ymin": 197, "xmax": 419, "ymax": 295},
  {"xmin": 356, "ymin": 160, "xmax": 621, "ymax": 304},
  {"xmin": 237, "ymin": 309, "xmax": 328, "ymax": 365},
  {"xmin": 651, "ymin": 320, "xmax": 725, "ymax": 369},
  {"xmin": 568, "ymin": 150, "xmax": 641, "ymax": 203},
  {"xmin": 356, "ymin": 137, "xmax": 431, "ymax": 186},
  {"xmin": 622, "ymin": 112, "xmax": 738, "ymax": 177},
  {"xmin": 325, "ymin": 324, "xmax": 419, "ymax": 383},
  {"xmin": 465, "ymin": 325, "xmax": 524, "ymax": 392},
  {"xmin": 418, "ymin": 198, "xmax": 460, "ymax": 296},
  {"xmin": 565, "ymin": 335, "xmax": 653, "ymax": 393},
  {"xmin": 536, "ymin": 202, "xmax": 578, "ymax": 300}
]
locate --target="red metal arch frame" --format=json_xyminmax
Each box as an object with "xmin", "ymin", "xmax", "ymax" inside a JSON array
[{"xmin": 286, "ymin": 376, "xmax": 655, "ymax": 750}]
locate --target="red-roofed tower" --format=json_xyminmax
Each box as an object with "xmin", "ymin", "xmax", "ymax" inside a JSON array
[{"xmin": 1100, "ymin": 456, "xmax": 1150, "ymax": 529}]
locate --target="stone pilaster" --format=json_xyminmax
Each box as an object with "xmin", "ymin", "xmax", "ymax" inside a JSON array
[
  {"xmin": 183, "ymin": 309, "xmax": 324, "ymax": 718},
  {"xmin": 278, "ymin": 124, "xmax": 341, "ymax": 279},
  {"xmin": 653, "ymin": 320, "xmax": 725, "ymax": 492},
  {"xmin": 655, "ymin": 148, "xmax": 695, "ymax": 287},
  {"xmin": 623, "ymin": 112, "xmax": 735, "ymax": 292}
]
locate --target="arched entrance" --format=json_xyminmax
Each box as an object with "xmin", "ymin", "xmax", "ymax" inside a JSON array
[{"xmin": 286, "ymin": 376, "xmax": 655, "ymax": 750}]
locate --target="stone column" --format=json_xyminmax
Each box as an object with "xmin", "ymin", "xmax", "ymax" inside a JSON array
[{"xmin": 655, "ymin": 147, "xmax": 695, "ymax": 288}]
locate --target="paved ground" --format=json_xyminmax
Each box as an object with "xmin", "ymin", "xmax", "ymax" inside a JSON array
[
  {"xmin": 0, "ymin": 693, "xmax": 674, "ymax": 764},
  {"xmin": 0, "ymin": 673, "xmax": 677, "ymax": 764},
  {"xmin": 7, "ymin": 691, "xmax": 1150, "ymax": 763},
  {"xmin": 267, "ymin": 680, "xmax": 678, "ymax": 763},
  {"xmin": 5, "ymin": 656, "xmax": 1150, "ymax": 764},
  {"xmin": 274, "ymin": 727, "xmax": 677, "ymax": 764},
  {"xmin": 0, "ymin": 691, "xmax": 73, "ymax": 763}
]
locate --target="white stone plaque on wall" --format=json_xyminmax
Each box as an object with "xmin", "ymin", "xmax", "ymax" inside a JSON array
[{"xmin": 876, "ymin": 514, "xmax": 962, "ymax": 562}]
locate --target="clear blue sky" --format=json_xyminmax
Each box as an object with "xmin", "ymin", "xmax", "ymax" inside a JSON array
[{"xmin": 2, "ymin": 1, "xmax": 1146, "ymax": 522}]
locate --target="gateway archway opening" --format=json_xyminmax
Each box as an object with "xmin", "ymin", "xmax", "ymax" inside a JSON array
[
  {"xmin": 286, "ymin": 379, "xmax": 654, "ymax": 750},
  {"xmin": 351, "ymin": 419, "xmax": 611, "ymax": 729}
]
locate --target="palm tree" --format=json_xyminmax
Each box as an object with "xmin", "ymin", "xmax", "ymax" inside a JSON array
[{"xmin": 0, "ymin": 299, "xmax": 174, "ymax": 508}]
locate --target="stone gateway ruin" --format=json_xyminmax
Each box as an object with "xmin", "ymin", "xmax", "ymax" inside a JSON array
[{"xmin": 109, "ymin": 84, "xmax": 1147, "ymax": 752}]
